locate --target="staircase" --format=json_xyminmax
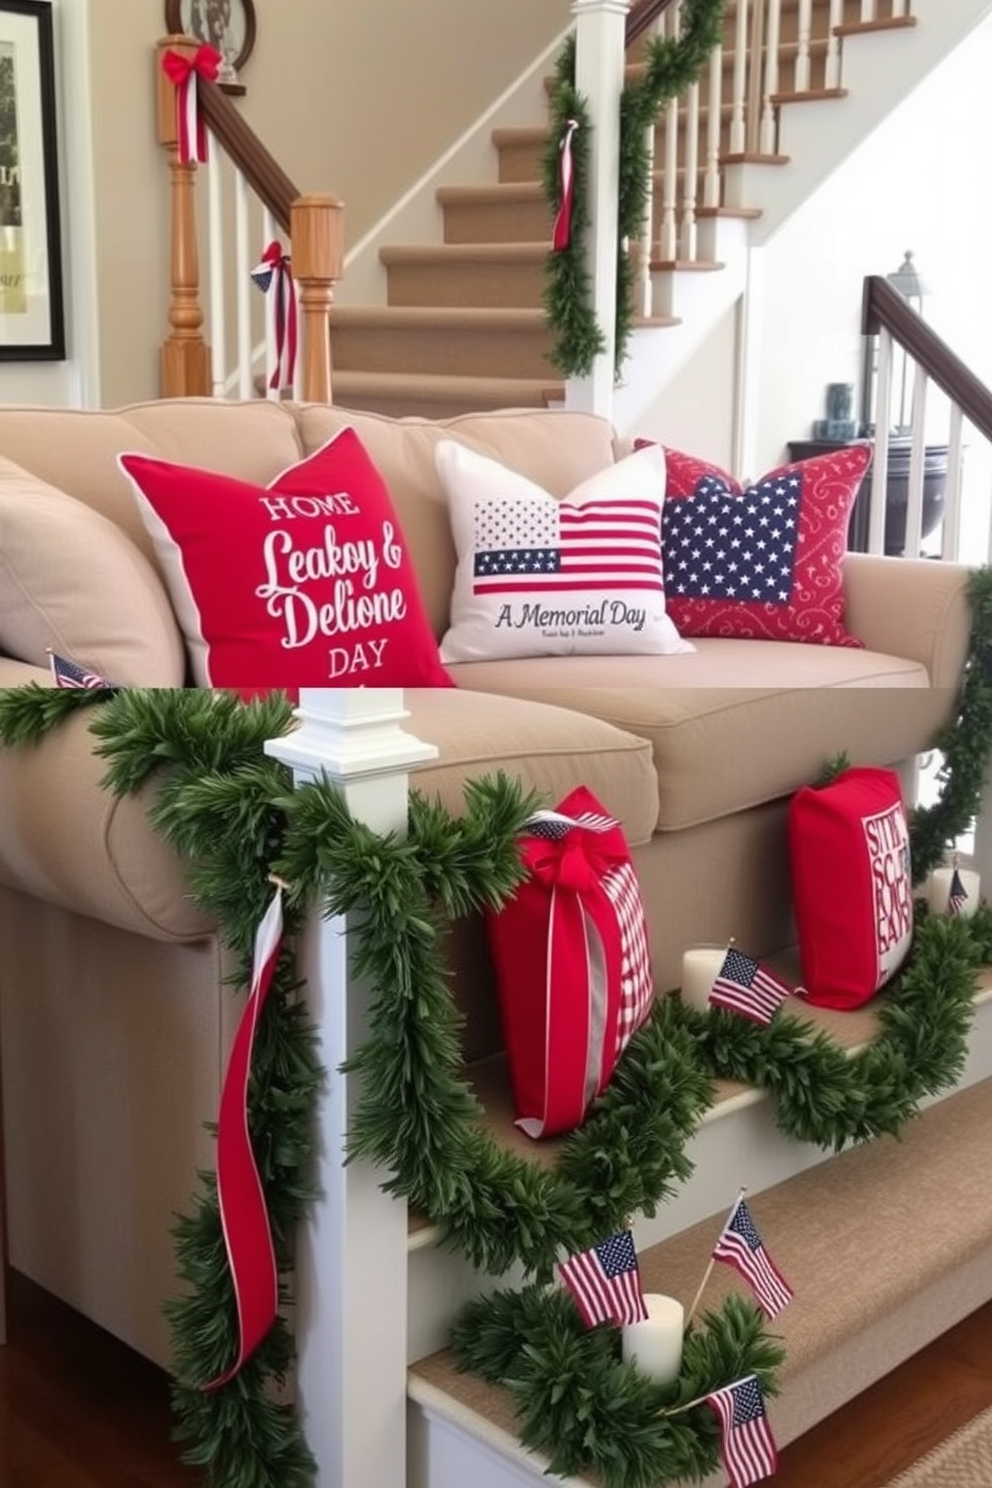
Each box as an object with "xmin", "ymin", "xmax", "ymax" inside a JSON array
[
  {"xmin": 328, "ymin": 0, "xmax": 988, "ymax": 428},
  {"xmin": 406, "ymin": 983, "xmax": 992, "ymax": 1488}
]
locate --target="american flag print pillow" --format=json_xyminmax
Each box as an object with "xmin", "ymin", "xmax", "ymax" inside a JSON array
[
  {"xmin": 435, "ymin": 440, "xmax": 692, "ymax": 662},
  {"xmin": 643, "ymin": 441, "xmax": 871, "ymax": 647}
]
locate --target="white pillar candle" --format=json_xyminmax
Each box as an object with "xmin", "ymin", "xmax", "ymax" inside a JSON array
[
  {"xmin": 680, "ymin": 946, "xmax": 728, "ymax": 1011},
  {"xmin": 927, "ymin": 865, "xmax": 981, "ymax": 919},
  {"xmin": 622, "ymin": 1293, "xmax": 684, "ymax": 1384}
]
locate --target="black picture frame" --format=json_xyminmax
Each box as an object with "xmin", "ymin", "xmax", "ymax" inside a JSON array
[
  {"xmin": 165, "ymin": 0, "xmax": 256, "ymax": 77},
  {"xmin": 0, "ymin": 0, "xmax": 64, "ymax": 360}
]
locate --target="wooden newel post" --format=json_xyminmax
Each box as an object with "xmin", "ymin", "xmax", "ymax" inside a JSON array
[
  {"xmin": 290, "ymin": 193, "xmax": 344, "ymax": 404},
  {"xmin": 156, "ymin": 36, "xmax": 211, "ymax": 398}
]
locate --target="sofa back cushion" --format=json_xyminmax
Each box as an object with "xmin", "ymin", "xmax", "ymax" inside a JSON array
[
  {"xmin": 298, "ymin": 406, "xmax": 619, "ymax": 638},
  {"xmin": 0, "ymin": 399, "xmax": 304, "ymax": 564}
]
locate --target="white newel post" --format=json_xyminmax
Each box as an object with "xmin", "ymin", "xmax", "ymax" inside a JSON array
[
  {"xmin": 564, "ymin": 0, "xmax": 629, "ymax": 419},
  {"xmin": 264, "ymin": 690, "xmax": 439, "ymax": 1488}
]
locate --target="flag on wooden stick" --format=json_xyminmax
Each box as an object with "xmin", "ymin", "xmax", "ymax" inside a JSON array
[
  {"xmin": 708, "ymin": 947, "xmax": 791, "ymax": 1025},
  {"xmin": 557, "ymin": 1228, "xmax": 648, "ymax": 1327},
  {"xmin": 705, "ymin": 1374, "xmax": 778, "ymax": 1488},
  {"xmin": 712, "ymin": 1194, "xmax": 793, "ymax": 1318}
]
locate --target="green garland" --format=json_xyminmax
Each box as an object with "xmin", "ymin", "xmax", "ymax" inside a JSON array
[
  {"xmin": 544, "ymin": 0, "xmax": 728, "ymax": 378},
  {"xmin": 452, "ymin": 1291, "xmax": 783, "ymax": 1488},
  {"xmin": 0, "ymin": 565, "xmax": 988, "ymax": 1487}
]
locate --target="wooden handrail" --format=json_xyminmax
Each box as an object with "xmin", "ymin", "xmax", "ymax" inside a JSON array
[
  {"xmin": 198, "ymin": 79, "xmax": 300, "ymax": 234},
  {"xmin": 862, "ymin": 275, "xmax": 992, "ymax": 444},
  {"xmin": 626, "ymin": 0, "xmax": 679, "ymax": 48},
  {"xmin": 157, "ymin": 35, "xmax": 343, "ymax": 402}
]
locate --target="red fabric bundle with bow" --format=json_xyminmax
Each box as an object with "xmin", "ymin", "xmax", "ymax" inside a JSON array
[{"xmin": 486, "ymin": 784, "xmax": 654, "ymax": 1139}]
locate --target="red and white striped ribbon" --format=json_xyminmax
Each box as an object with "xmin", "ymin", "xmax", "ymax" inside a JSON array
[
  {"xmin": 162, "ymin": 44, "xmax": 222, "ymax": 165},
  {"xmin": 552, "ymin": 118, "xmax": 579, "ymax": 251},
  {"xmin": 251, "ymin": 241, "xmax": 299, "ymax": 392}
]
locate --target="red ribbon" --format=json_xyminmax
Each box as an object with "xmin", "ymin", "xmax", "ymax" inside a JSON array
[
  {"xmin": 162, "ymin": 45, "xmax": 222, "ymax": 164},
  {"xmin": 518, "ymin": 818, "xmax": 629, "ymax": 1136},
  {"xmin": 552, "ymin": 119, "xmax": 579, "ymax": 252},
  {"xmin": 202, "ymin": 886, "xmax": 283, "ymax": 1391},
  {"xmin": 251, "ymin": 241, "xmax": 299, "ymax": 391}
]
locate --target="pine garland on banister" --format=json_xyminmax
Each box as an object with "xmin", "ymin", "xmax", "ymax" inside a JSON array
[
  {"xmin": 0, "ymin": 565, "xmax": 989, "ymax": 1488},
  {"xmin": 543, "ymin": 0, "xmax": 727, "ymax": 378}
]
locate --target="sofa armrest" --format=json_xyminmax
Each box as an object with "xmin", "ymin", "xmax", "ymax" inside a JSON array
[
  {"xmin": 843, "ymin": 554, "xmax": 973, "ymax": 690},
  {"xmin": 0, "ymin": 661, "xmax": 214, "ymax": 940}
]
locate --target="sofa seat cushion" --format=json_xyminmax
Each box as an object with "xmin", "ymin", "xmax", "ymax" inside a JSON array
[
  {"xmin": 402, "ymin": 688, "xmax": 659, "ymax": 847},
  {"xmin": 436, "ymin": 666, "xmax": 956, "ymax": 831},
  {"xmin": 297, "ymin": 405, "xmax": 619, "ymax": 641}
]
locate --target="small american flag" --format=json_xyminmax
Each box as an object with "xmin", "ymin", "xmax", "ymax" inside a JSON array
[
  {"xmin": 947, "ymin": 867, "xmax": 969, "ymax": 916},
  {"xmin": 472, "ymin": 496, "xmax": 663, "ymax": 596},
  {"xmin": 713, "ymin": 1195, "xmax": 793, "ymax": 1318},
  {"xmin": 48, "ymin": 650, "xmax": 114, "ymax": 690},
  {"xmin": 705, "ymin": 1375, "xmax": 778, "ymax": 1488},
  {"xmin": 557, "ymin": 1228, "xmax": 648, "ymax": 1327},
  {"xmin": 709, "ymin": 948, "xmax": 790, "ymax": 1025}
]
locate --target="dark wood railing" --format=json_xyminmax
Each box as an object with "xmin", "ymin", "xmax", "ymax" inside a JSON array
[
  {"xmin": 626, "ymin": 0, "xmax": 679, "ymax": 48},
  {"xmin": 862, "ymin": 275, "xmax": 992, "ymax": 443},
  {"xmin": 198, "ymin": 80, "xmax": 299, "ymax": 232}
]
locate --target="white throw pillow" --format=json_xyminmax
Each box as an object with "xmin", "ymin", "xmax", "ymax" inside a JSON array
[{"xmin": 436, "ymin": 440, "xmax": 691, "ymax": 663}]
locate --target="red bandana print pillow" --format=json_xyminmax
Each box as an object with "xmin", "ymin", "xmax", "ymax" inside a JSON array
[
  {"xmin": 118, "ymin": 428, "xmax": 452, "ymax": 692},
  {"xmin": 641, "ymin": 441, "xmax": 871, "ymax": 646}
]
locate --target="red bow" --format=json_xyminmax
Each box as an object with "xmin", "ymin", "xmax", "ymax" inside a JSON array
[
  {"xmin": 251, "ymin": 241, "xmax": 299, "ymax": 392},
  {"xmin": 524, "ymin": 820, "xmax": 627, "ymax": 895},
  {"xmin": 162, "ymin": 45, "xmax": 222, "ymax": 164}
]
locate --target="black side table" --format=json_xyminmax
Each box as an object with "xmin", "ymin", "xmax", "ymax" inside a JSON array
[{"xmin": 787, "ymin": 438, "xmax": 949, "ymax": 556}]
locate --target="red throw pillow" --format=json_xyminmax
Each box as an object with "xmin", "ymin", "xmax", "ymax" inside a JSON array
[
  {"xmin": 118, "ymin": 428, "xmax": 452, "ymax": 693},
  {"xmin": 789, "ymin": 766, "xmax": 913, "ymax": 1009},
  {"xmin": 485, "ymin": 784, "xmax": 654, "ymax": 1138},
  {"xmin": 637, "ymin": 439, "xmax": 870, "ymax": 647}
]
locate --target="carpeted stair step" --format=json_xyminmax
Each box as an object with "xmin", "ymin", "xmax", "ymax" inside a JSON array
[
  {"xmin": 328, "ymin": 304, "xmax": 557, "ymax": 381},
  {"xmin": 409, "ymin": 1071, "xmax": 992, "ymax": 1487},
  {"xmin": 437, "ymin": 183, "xmax": 553, "ymax": 246},
  {"xmin": 332, "ymin": 370, "xmax": 561, "ymax": 420},
  {"xmin": 380, "ymin": 243, "xmax": 550, "ymax": 310}
]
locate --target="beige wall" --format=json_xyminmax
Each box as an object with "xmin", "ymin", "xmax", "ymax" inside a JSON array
[{"xmin": 81, "ymin": 0, "xmax": 569, "ymax": 407}]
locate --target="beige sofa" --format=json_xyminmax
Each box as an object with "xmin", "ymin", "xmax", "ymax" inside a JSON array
[{"xmin": 0, "ymin": 398, "xmax": 973, "ymax": 1367}]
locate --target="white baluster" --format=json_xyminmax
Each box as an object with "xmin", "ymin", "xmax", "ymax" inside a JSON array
[
  {"xmin": 760, "ymin": 0, "xmax": 781, "ymax": 156},
  {"xmin": 824, "ymin": 0, "xmax": 843, "ymax": 90},
  {"xmin": 869, "ymin": 331, "xmax": 894, "ymax": 554},
  {"xmin": 638, "ymin": 115, "xmax": 657, "ymax": 315},
  {"xmin": 565, "ymin": 0, "xmax": 630, "ymax": 418},
  {"xmin": 891, "ymin": 0, "xmax": 909, "ymax": 15},
  {"xmin": 729, "ymin": 0, "xmax": 748, "ymax": 154},
  {"xmin": 660, "ymin": 94, "xmax": 680, "ymax": 261},
  {"xmin": 680, "ymin": 80, "xmax": 700, "ymax": 259},
  {"xmin": 207, "ymin": 141, "xmax": 227, "ymax": 398},
  {"xmin": 860, "ymin": 0, "xmax": 873, "ymax": 22},
  {"xmin": 703, "ymin": 41, "xmax": 723, "ymax": 208},
  {"xmin": 795, "ymin": 0, "xmax": 813, "ymax": 92},
  {"xmin": 903, "ymin": 364, "xmax": 929, "ymax": 557},
  {"xmin": 941, "ymin": 403, "xmax": 964, "ymax": 561},
  {"xmin": 264, "ymin": 690, "xmax": 439, "ymax": 1488},
  {"xmin": 235, "ymin": 169, "xmax": 252, "ymax": 400}
]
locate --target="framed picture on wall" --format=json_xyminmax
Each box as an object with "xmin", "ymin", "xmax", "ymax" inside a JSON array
[
  {"xmin": 0, "ymin": 0, "xmax": 65, "ymax": 361},
  {"xmin": 165, "ymin": 0, "xmax": 257, "ymax": 84}
]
